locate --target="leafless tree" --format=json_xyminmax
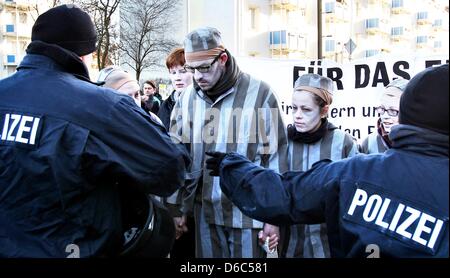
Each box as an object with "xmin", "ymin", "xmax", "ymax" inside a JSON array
[
  {"xmin": 28, "ymin": 0, "xmax": 71, "ymax": 21},
  {"xmin": 78, "ymin": 0, "xmax": 121, "ymax": 70},
  {"xmin": 119, "ymin": 0, "xmax": 180, "ymax": 80}
]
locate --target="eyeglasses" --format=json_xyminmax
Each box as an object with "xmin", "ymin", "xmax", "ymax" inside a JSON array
[
  {"xmin": 184, "ymin": 51, "xmax": 225, "ymax": 73},
  {"xmin": 376, "ymin": 106, "xmax": 399, "ymax": 117}
]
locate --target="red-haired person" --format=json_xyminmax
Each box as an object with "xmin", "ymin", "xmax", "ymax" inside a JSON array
[{"xmin": 157, "ymin": 48, "xmax": 193, "ymax": 130}]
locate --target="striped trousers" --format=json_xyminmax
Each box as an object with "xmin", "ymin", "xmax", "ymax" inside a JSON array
[{"xmin": 194, "ymin": 202, "xmax": 266, "ymax": 258}]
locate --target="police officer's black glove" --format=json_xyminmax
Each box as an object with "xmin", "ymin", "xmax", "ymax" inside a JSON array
[{"xmin": 205, "ymin": 151, "xmax": 227, "ymax": 176}]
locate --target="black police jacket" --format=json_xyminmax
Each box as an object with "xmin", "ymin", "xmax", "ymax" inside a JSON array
[
  {"xmin": 218, "ymin": 125, "xmax": 448, "ymax": 257},
  {"xmin": 0, "ymin": 42, "xmax": 189, "ymax": 257}
]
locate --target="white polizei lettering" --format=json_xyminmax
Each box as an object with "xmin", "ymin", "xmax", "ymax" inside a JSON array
[
  {"xmin": 1, "ymin": 113, "xmax": 10, "ymax": 140},
  {"xmin": 29, "ymin": 117, "xmax": 40, "ymax": 145},
  {"xmin": 7, "ymin": 114, "xmax": 21, "ymax": 141},
  {"xmin": 389, "ymin": 203, "xmax": 405, "ymax": 232},
  {"xmin": 428, "ymin": 219, "xmax": 444, "ymax": 249},
  {"xmin": 347, "ymin": 189, "xmax": 368, "ymax": 216},
  {"xmin": 375, "ymin": 198, "xmax": 391, "ymax": 229},
  {"xmin": 15, "ymin": 115, "xmax": 34, "ymax": 144},
  {"xmin": 396, "ymin": 206, "xmax": 421, "ymax": 239},
  {"xmin": 412, "ymin": 212, "xmax": 436, "ymax": 246},
  {"xmin": 362, "ymin": 194, "xmax": 383, "ymax": 222}
]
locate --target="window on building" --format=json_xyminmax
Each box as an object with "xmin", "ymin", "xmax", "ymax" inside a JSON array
[
  {"xmin": 365, "ymin": 18, "xmax": 379, "ymax": 28},
  {"xmin": 325, "ymin": 39, "xmax": 335, "ymax": 52},
  {"xmin": 416, "ymin": 36, "xmax": 427, "ymax": 43},
  {"xmin": 392, "ymin": 0, "xmax": 404, "ymax": 8},
  {"xmin": 365, "ymin": 49, "xmax": 380, "ymax": 57},
  {"xmin": 417, "ymin": 12, "xmax": 428, "ymax": 20},
  {"xmin": 434, "ymin": 41, "xmax": 442, "ymax": 48},
  {"xmin": 433, "ymin": 19, "xmax": 443, "ymax": 27},
  {"xmin": 288, "ymin": 32, "xmax": 298, "ymax": 50},
  {"xmin": 270, "ymin": 30, "xmax": 287, "ymax": 45},
  {"xmin": 391, "ymin": 26, "xmax": 403, "ymax": 35},
  {"xmin": 250, "ymin": 8, "xmax": 257, "ymax": 29},
  {"xmin": 7, "ymin": 55, "xmax": 16, "ymax": 64},
  {"xmin": 6, "ymin": 24, "xmax": 15, "ymax": 33},
  {"xmin": 324, "ymin": 2, "xmax": 335, "ymax": 13}
]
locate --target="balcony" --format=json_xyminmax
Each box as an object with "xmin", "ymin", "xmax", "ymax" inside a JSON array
[
  {"xmin": 269, "ymin": 30, "xmax": 306, "ymax": 55},
  {"xmin": 391, "ymin": 33, "xmax": 408, "ymax": 42},
  {"xmin": 324, "ymin": 3, "xmax": 349, "ymax": 23},
  {"xmin": 417, "ymin": 18, "xmax": 432, "ymax": 26},
  {"xmin": 270, "ymin": 0, "xmax": 300, "ymax": 11},
  {"xmin": 368, "ymin": 0, "xmax": 391, "ymax": 6},
  {"xmin": 366, "ymin": 26, "xmax": 388, "ymax": 36},
  {"xmin": 391, "ymin": 6, "xmax": 410, "ymax": 14},
  {"xmin": 1, "ymin": 0, "xmax": 31, "ymax": 11}
]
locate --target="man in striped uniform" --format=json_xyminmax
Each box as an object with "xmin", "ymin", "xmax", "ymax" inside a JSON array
[{"xmin": 167, "ymin": 27, "xmax": 288, "ymax": 258}]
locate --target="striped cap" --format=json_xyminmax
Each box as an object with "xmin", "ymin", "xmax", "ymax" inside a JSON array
[
  {"xmin": 184, "ymin": 27, "xmax": 224, "ymax": 53},
  {"xmin": 294, "ymin": 73, "xmax": 334, "ymax": 105},
  {"xmin": 295, "ymin": 73, "xmax": 334, "ymax": 93}
]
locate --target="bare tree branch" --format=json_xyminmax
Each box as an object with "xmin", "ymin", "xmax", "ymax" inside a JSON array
[
  {"xmin": 78, "ymin": 0, "xmax": 121, "ymax": 69},
  {"xmin": 119, "ymin": 0, "xmax": 180, "ymax": 80}
]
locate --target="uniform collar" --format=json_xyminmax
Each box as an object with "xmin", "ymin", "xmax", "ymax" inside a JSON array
[{"xmin": 390, "ymin": 124, "xmax": 449, "ymax": 157}]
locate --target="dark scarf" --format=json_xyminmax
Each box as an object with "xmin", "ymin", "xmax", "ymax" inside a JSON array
[
  {"xmin": 287, "ymin": 118, "xmax": 335, "ymax": 144},
  {"xmin": 377, "ymin": 118, "xmax": 393, "ymax": 149},
  {"xmin": 193, "ymin": 49, "xmax": 241, "ymax": 100},
  {"xmin": 26, "ymin": 40, "xmax": 93, "ymax": 83}
]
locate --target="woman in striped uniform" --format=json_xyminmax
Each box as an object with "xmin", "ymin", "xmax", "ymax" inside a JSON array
[
  {"xmin": 279, "ymin": 73, "xmax": 358, "ymax": 258},
  {"xmin": 360, "ymin": 79, "xmax": 408, "ymax": 154}
]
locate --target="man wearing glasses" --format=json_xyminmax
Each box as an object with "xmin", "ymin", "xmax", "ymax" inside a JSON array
[
  {"xmin": 168, "ymin": 27, "xmax": 288, "ymax": 258},
  {"xmin": 360, "ymin": 78, "xmax": 409, "ymax": 154}
]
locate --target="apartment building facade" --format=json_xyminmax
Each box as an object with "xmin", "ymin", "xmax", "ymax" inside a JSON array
[
  {"xmin": 0, "ymin": 0, "xmax": 37, "ymax": 78},
  {"xmin": 185, "ymin": 0, "xmax": 449, "ymax": 61}
]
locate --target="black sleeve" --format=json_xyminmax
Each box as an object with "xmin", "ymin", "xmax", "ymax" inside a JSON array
[
  {"xmin": 219, "ymin": 152, "xmax": 337, "ymax": 226},
  {"xmin": 82, "ymin": 97, "xmax": 190, "ymax": 197}
]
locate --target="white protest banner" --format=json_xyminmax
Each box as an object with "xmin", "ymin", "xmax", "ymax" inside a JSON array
[{"xmin": 236, "ymin": 55, "xmax": 448, "ymax": 142}]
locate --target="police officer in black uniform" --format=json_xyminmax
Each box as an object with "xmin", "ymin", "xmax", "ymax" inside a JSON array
[
  {"xmin": 206, "ymin": 64, "xmax": 449, "ymax": 258},
  {"xmin": 0, "ymin": 5, "xmax": 189, "ymax": 258}
]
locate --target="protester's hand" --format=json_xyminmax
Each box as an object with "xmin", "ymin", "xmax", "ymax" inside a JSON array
[
  {"xmin": 205, "ymin": 151, "xmax": 227, "ymax": 176},
  {"xmin": 259, "ymin": 224, "xmax": 279, "ymax": 252},
  {"xmin": 174, "ymin": 215, "xmax": 188, "ymax": 240}
]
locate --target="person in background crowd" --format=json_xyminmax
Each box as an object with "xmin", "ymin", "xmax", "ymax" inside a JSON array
[
  {"xmin": 360, "ymin": 78, "xmax": 409, "ymax": 154},
  {"xmin": 98, "ymin": 66, "xmax": 163, "ymax": 125},
  {"xmin": 158, "ymin": 47, "xmax": 195, "ymax": 259},
  {"xmin": 142, "ymin": 80, "xmax": 161, "ymax": 115},
  {"xmin": 98, "ymin": 65, "xmax": 142, "ymax": 106},
  {"xmin": 158, "ymin": 48, "xmax": 193, "ymax": 130},
  {"xmin": 168, "ymin": 27, "xmax": 288, "ymax": 258},
  {"xmin": 279, "ymin": 73, "xmax": 358, "ymax": 258},
  {"xmin": 206, "ymin": 64, "xmax": 449, "ymax": 258},
  {"xmin": 0, "ymin": 5, "xmax": 189, "ymax": 258}
]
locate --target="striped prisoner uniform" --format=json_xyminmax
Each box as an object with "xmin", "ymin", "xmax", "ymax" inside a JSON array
[
  {"xmin": 280, "ymin": 125, "xmax": 358, "ymax": 258},
  {"xmin": 359, "ymin": 132, "xmax": 388, "ymax": 154},
  {"xmin": 169, "ymin": 72, "xmax": 288, "ymax": 258}
]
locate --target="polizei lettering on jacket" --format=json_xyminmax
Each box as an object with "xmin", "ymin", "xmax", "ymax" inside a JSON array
[
  {"xmin": 1, "ymin": 113, "xmax": 41, "ymax": 146},
  {"xmin": 344, "ymin": 187, "xmax": 447, "ymax": 254}
]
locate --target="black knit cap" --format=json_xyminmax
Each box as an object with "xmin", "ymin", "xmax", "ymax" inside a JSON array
[
  {"xmin": 31, "ymin": 4, "xmax": 97, "ymax": 56},
  {"xmin": 399, "ymin": 64, "xmax": 449, "ymax": 135}
]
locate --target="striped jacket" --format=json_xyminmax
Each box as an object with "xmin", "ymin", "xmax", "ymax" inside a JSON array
[
  {"xmin": 168, "ymin": 72, "xmax": 289, "ymax": 229},
  {"xmin": 281, "ymin": 125, "xmax": 358, "ymax": 258},
  {"xmin": 359, "ymin": 133, "xmax": 388, "ymax": 154}
]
